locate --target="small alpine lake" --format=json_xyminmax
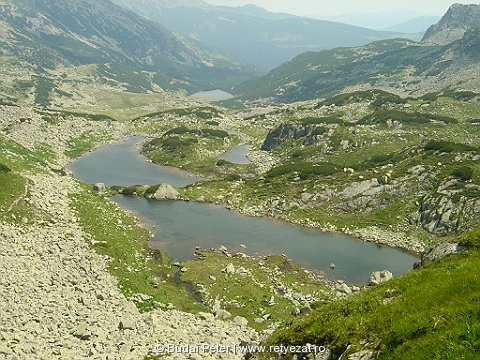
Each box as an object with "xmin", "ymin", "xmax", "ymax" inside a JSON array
[{"xmin": 69, "ymin": 137, "xmax": 419, "ymax": 284}]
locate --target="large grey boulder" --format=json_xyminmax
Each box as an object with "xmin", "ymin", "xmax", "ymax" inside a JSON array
[
  {"xmin": 368, "ymin": 270, "xmax": 393, "ymax": 286},
  {"xmin": 150, "ymin": 183, "xmax": 179, "ymax": 200},
  {"xmin": 93, "ymin": 182, "xmax": 106, "ymax": 192}
]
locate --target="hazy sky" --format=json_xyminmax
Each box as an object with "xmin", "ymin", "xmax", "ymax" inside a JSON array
[{"xmin": 203, "ymin": 0, "xmax": 480, "ymax": 17}]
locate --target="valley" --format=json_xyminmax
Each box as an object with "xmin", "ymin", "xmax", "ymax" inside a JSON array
[{"xmin": 0, "ymin": 1, "xmax": 479, "ymax": 359}]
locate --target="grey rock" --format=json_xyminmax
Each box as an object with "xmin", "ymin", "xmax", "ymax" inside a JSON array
[
  {"xmin": 422, "ymin": 242, "xmax": 467, "ymax": 264},
  {"xmin": 347, "ymin": 350, "xmax": 374, "ymax": 360},
  {"xmin": 300, "ymin": 306, "xmax": 312, "ymax": 314},
  {"xmin": 233, "ymin": 316, "xmax": 248, "ymax": 327},
  {"xmin": 336, "ymin": 282, "xmax": 352, "ymax": 295},
  {"xmin": 118, "ymin": 317, "xmax": 136, "ymax": 330},
  {"xmin": 369, "ymin": 270, "xmax": 393, "ymax": 286},
  {"xmin": 93, "ymin": 182, "xmax": 106, "ymax": 192},
  {"xmin": 223, "ymin": 263, "xmax": 235, "ymax": 274},
  {"xmin": 196, "ymin": 312, "xmax": 214, "ymax": 321},
  {"xmin": 215, "ymin": 309, "xmax": 232, "ymax": 320},
  {"xmin": 150, "ymin": 183, "xmax": 179, "ymax": 200},
  {"xmin": 72, "ymin": 323, "xmax": 92, "ymax": 340}
]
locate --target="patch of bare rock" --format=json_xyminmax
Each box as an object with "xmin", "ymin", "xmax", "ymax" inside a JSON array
[{"xmin": 0, "ymin": 170, "xmax": 258, "ymax": 359}]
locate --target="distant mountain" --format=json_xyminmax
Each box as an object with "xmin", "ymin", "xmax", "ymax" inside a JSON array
[
  {"xmin": 314, "ymin": 10, "xmax": 431, "ymax": 31},
  {"xmin": 423, "ymin": 3, "xmax": 480, "ymax": 44},
  {"xmin": 0, "ymin": 0, "xmax": 258, "ymax": 95},
  {"xmin": 233, "ymin": 4, "xmax": 480, "ymax": 103},
  {"xmin": 383, "ymin": 16, "xmax": 441, "ymax": 34},
  {"xmin": 218, "ymin": 4, "xmax": 297, "ymax": 20},
  {"xmin": 111, "ymin": 0, "xmax": 401, "ymax": 71}
]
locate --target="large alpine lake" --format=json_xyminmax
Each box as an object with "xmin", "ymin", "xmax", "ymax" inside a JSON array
[{"xmin": 69, "ymin": 137, "xmax": 419, "ymax": 284}]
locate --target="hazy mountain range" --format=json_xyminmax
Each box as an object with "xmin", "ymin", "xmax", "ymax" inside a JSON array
[
  {"xmin": 110, "ymin": 0, "xmax": 405, "ymax": 71},
  {"xmin": 0, "ymin": 0, "xmax": 479, "ymax": 107},
  {"xmin": 314, "ymin": 10, "xmax": 441, "ymax": 33},
  {"xmin": 233, "ymin": 4, "xmax": 480, "ymax": 103},
  {"xmin": 0, "ymin": 0, "xmax": 258, "ymax": 95}
]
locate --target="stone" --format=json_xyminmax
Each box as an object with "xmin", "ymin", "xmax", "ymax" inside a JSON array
[
  {"xmin": 196, "ymin": 312, "xmax": 214, "ymax": 321},
  {"xmin": 233, "ymin": 316, "xmax": 248, "ymax": 327},
  {"xmin": 336, "ymin": 282, "xmax": 352, "ymax": 295},
  {"xmin": 300, "ymin": 306, "xmax": 312, "ymax": 314},
  {"xmin": 215, "ymin": 309, "xmax": 232, "ymax": 320},
  {"xmin": 421, "ymin": 242, "xmax": 467, "ymax": 265},
  {"xmin": 118, "ymin": 317, "xmax": 136, "ymax": 330},
  {"xmin": 72, "ymin": 323, "xmax": 92, "ymax": 340},
  {"xmin": 223, "ymin": 263, "xmax": 235, "ymax": 274},
  {"xmin": 369, "ymin": 270, "xmax": 393, "ymax": 286},
  {"xmin": 93, "ymin": 182, "xmax": 106, "ymax": 192},
  {"xmin": 212, "ymin": 299, "xmax": 222, "ymax": 314},
  {"xmin": 150, "ymin": 183, "xmax": 179, "ymax": 200},
  {"xmin": 348, "ymin": 350, "xmax": 374, "ymax": 360}
]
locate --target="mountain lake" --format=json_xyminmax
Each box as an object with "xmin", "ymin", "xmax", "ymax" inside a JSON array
[{"xmin": 68, "ymin": 136, "xmax": 419, "ymax": 284}]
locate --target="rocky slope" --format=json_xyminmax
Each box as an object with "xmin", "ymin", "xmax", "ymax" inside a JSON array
[
  {"xmin": 422, "ymin": 3, "xmax": 480, "ymax": 45},
  {"xmin": 0, "ymin": 105, "xmax": 259, "ymax": 359}
]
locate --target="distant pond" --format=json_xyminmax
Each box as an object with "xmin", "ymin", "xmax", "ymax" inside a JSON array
[
  {"xmin": 190, "ymin": 89, "xmax": 234, "ymax": 99},
  {"xmin": 217, "ymin": 144, "xmax": 251, "ymax": 164},
  {"xmin": 69, "ymin": 137, "xmax": 419, "ymax": 284}
]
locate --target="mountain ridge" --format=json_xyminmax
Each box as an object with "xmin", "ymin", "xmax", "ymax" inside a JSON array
[
  {"xmin": 232, "ymin": 4, "xmax": 480, "ymax": 103},
  {"xmin": 0, "ymin": 0, "xmax": 258, "ymax": 98},
  {"xmin": 111, "ymin": 0, "xmax": 402, "ymax": 71}
]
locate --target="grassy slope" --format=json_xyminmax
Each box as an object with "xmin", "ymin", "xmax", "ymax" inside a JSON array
[
  {"xmin": 70, "ymin": 183, "xmax": 206, "ymax": 313},
  {"xmin": 261, "ymin": 229, "xmax": 480, "ymax": 359}
]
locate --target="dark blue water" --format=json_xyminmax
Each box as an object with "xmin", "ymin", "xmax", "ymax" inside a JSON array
[{"xmin": 69, "ymin": 137, "xmax": 419, "ymax": 284}]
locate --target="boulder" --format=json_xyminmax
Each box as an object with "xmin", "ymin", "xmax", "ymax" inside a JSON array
[
  {"xmin": 368, "ymin": 270, "xmax": 393, "ymax": 286},
  {"xmin": 72, "ymin": 323, "xmax": 92, "ymax": 340},
  {"xmin": 196, "ymin": 312, "xmax": 214, "ymax": 321},
  {"xmin": 233, "ymin": 316, "xmax": 248, "ymax": 327},
  {"xmin": 336, "ymin": 282, "xmax": 352, "ymax": 295},
  {"xmin": 222, "ymin": 263, "xmax": 235, "ymax": 274},
  {"xmin": 93, "ymin": 182, "xmax": 106, "ymax": 192},
  {"xmin": 150, "ymin": 183, "xmax": 179, "ymax": 200},
  {"xmin": 118, "ymin": 317, "xmax": 136, "ymax": 330},
  {"xmin": 421, "ymin": 242, "xmax": 467, "ymax": 265},
  {"xmin": 215, "ymin": 309, "xmax": 232, "ymax": 320}
]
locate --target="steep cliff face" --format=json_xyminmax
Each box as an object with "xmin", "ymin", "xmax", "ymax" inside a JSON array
[{"xmin": 422, "ymin": 4, "xmax": 480, "ymax": 45}]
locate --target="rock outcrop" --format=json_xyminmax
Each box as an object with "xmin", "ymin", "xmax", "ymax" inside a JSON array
[
  {"xmin": 422, "ymin": 4, "xmax": 480, "ymax": 45},
  {"xmin": 420, "ymin": 242, "xmax": 467, "ymax": 265},
  {"xmin": 368, "ymin": 270, "xmax": 393, "ymax": 286},
  {"xmin": 149, "ymin": 183, "xmax": 180, "ymax": 200}
]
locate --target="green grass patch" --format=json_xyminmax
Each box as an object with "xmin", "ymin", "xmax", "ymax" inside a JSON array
[
  {"xmin": 180, "ymin": 252, "xmax": 333, "ymax": 331},
  {"xmin": 263, "ymin": 229, "xmax": 480, "ymax": 359},
  {"xmin": 423, "ymin": 140, "xmax": 479, "ymax": 153},
  {"xmin": 65, "ymin": 131, "xmax": 113, "ymax": 159},
  {"xmin": 70, "ymin": 184, "xmax": 205, "ymax": 313}
]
